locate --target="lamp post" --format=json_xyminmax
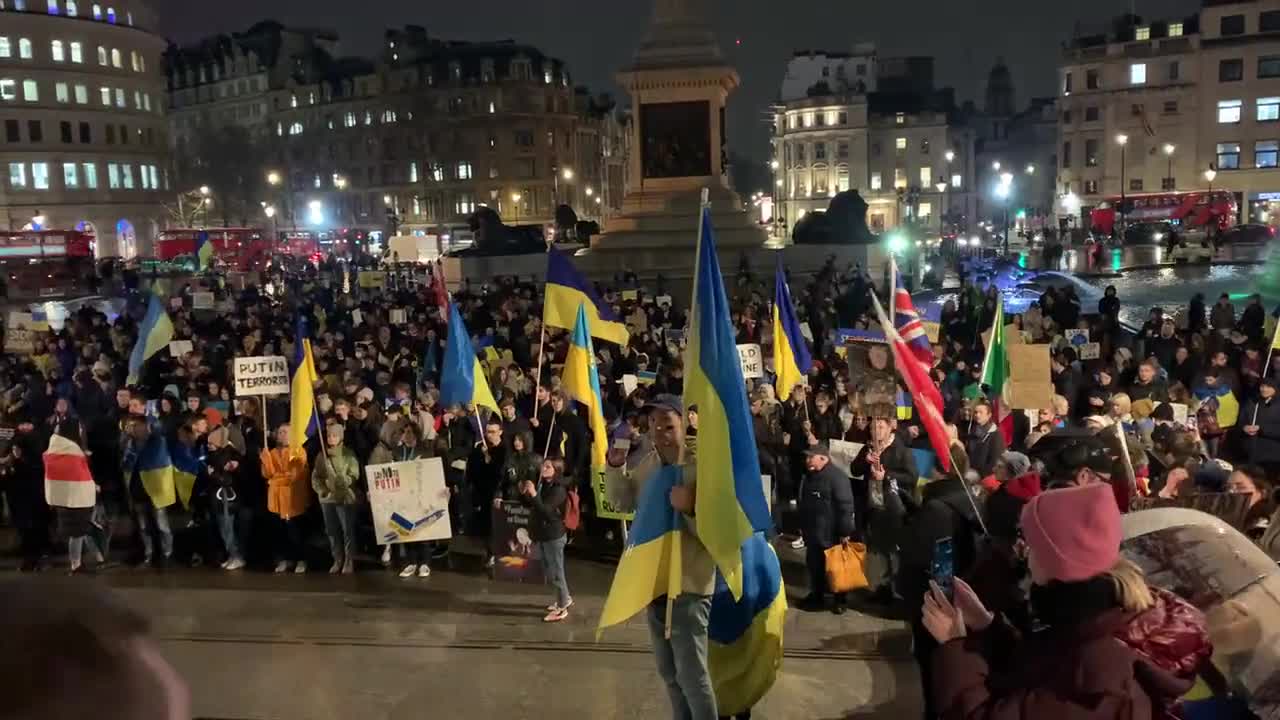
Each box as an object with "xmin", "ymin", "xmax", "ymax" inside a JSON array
[
  {"xmin": 511, "ymin": 192, "xmax": 522, "ymax": 223},
  {"xmin": 996, "ymin": 173, "xmax": 1013, "ymax": 256},
  {"xmin": 1163, "ymin": 143, "xmax": 1176, "ymax": 190},
  {"xmin": 553, "ymin": 167, "xmax": 574, "ymax": 208},
  {"xmin": 198, "ymin": 185, "xmax": 212, "ymax": 228},
  {"xmin": 267, "ymin": 170, "xmax": 294, "ymax": 231},
  {"xmin": 1116, "ymin": 134, "xmax": 1129, "ymax": 242},
  {"xmin": 935, "ymin": 180, "xmax": 948, "ymax": 240},
  {"xmin": 1204, "ymin": 167, "xmax": 1219, "ymax": 238}
]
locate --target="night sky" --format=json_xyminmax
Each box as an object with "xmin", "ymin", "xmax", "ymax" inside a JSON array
[{"xmin": 161, "ymin": 0, "xmax": 1200, "ymax": 158}]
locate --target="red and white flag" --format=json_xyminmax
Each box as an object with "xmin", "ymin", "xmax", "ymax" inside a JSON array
[
  {"xmin": 870, "ymin": 292, "xmax": 951, "ymax": 473},
  {"xmin": 44, "ymin": 434, "xmax": 95, "ymax": 509}
]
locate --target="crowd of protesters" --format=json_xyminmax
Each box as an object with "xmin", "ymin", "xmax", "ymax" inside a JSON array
[{"xmin": 0, "ymin": 250, "xmax": 1278, "ymax": 718}]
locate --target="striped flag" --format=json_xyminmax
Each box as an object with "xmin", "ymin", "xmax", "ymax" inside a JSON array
[
  {"xmin": 870, "ymin": 291, "xmax": 952, "ymax": 473},
  {"xmin": 980, "ymin": 296, "xmax": 1014, "ymax": 445},
  {"xmin": 44, "ymin": 434, "xmax": 95, "ymax": 509},
  {"xmin": 891, "ymin": 258, "xmax": 933, "ymax": 367}
]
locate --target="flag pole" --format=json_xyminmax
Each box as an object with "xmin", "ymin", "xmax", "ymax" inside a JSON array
[
  {"xmin": 946, "ymin": 442, "xmax": 989, "ymax": 536},
  {"xmin": 1252, "ymin": 331, "xmax": 1278, "ymax": 425}
]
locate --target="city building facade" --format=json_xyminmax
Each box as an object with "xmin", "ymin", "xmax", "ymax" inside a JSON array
[
  {"xmin": 974, "ymin": 61, "xmax": 1059, "ymax": 232},
  {"xmin": 1, "ymin": 0, "xmax": 170, "ymax": 257}
]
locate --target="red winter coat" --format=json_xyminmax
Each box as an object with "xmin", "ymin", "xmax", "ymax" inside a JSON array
[{"xmin": 1115, "ymin": 586, "xmax": 1213, "ymax": 715}]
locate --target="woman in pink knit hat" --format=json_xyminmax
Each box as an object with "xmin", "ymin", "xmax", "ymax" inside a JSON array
[{"xmin": 919, "ymin": 482, "xmax": 1210, "ymax": 720}]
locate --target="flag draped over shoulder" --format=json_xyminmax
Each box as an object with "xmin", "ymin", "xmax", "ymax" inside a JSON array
[
  {"xmin": 289, "ymin": 316, "xmax": 319, "ymax": 451},
  {"xmin": 685, "ymin": 206, "xmax": 771, "ymax": 600},
  {"xmin": 870, "ymin": 291, "xmax": 952, "ymax": 474},
  {"xmin": 597, "ymin": 465, "xmax": 684, "ymax": 634},
  {"xmin": 137, "ymin": 429, "xmax": 176, "ymax": 509},
  {"xmin": 127, "ymin": 293, "xmax": 174, "ymax": 385},
  {"xmin": 772, "ymin": 257, "xmax": 812, "ymax": 401},
  {"xmin": 545, "ymin": 247, "xmax": 629, "ymax": 345},
  {"xmin": 561, "ymin": 303, "xmax": 607, "ymax": 470},
  {"xmin": 980, "ymin": 296, "xmax": 1014, "ymax": 445},
  {"xmin": 195, "ymin": 230, "xmax": 213, "ymax": 271},
  {"xmin": 440, "ymin": 302, "xmax": 498, "ymax": 413},
  {"xmin": 43, "ymin": 434, "xmax": 94, "ymax": 509},
  {"xmin": 708, "ymin": 532, "xmax": 787, "ymax": 716}
]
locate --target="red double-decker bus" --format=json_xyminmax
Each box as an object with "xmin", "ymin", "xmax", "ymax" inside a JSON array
[
  {"xmin": 1090, "ymin": 190, "xmax": 1237, "ymax": 236},
  {"xmin": 0, "ymin": 230, "xmax": 95, "ymax": 298},
  {"xmin": 278, "ymin": 230, "xmax": 322, "ymax": 260},
  {"xmin": 156, "ymin": 228, "xmax": 274, "ymax": 272}
]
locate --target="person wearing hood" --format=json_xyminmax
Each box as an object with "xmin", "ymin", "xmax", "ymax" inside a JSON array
[
  {"xmin": 312, "ymin": 421, "xmax": 360, "ymax": 574},
  {"xmin": 369, "ymin": 417, "xmax": 436, "ymax": 578},
  {"xmin": 924, "ymin": 482, "xmax": 1209, "ymax": 720}
]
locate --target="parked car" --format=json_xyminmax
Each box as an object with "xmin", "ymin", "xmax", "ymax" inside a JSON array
[
  {"xmin": 1123, "ymin": 221, "xmax": 1176, "ymax": 245},
  {"xmin": 1219, "ymin": 223, "xmax": 1276, "ymax": 245}
]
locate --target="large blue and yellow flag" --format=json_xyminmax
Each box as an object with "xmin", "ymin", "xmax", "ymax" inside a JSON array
[
  {"xmin": 288, "ymin": 316, "xmax": 319, "ymax": 451},
  {"xmin": 772, "ymin": 256, "xmax": 812, "ymax": 401},
  {"xmin": 127, "ymin": 293, "xmax": 174, "ymax": 385},
  {"xmin": 686, "ymin": 206, "xmax": 771, "ymax": 600},
  {"xmin": 709, "ymin": 532, "xmax": 787, "ymax": 716},
  {"xmin": 440, "ymin": 303, "xmax": 499, "ymax": 413},
  {"xmin": 170, "ymin": 440, "xmax": 202, "ymax": 509},
  {"xmin": 597, "ymin": 464, "xmax": 684, "ymax": 635},
  {"xmin": 195, "ymin": 230, "xmax": 214, "ymax": 272},
  {"xmin": 561, "ymin": 303, "xmax": 607, "ymax": 470},
  {"xmin": 136, "ymin": 428, "xmax": 176, "ymax": 509},
  {"xmin": 545, "ymin": 247, "xmax": 630, "ymax": 346}
]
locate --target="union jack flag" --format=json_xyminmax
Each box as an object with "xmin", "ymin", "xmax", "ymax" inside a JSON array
[{"xmin": 891, "ymin": 258, "xmax": 934, "ymax": 367}]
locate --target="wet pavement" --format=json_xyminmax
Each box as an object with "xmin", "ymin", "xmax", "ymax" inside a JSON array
[{"xmin": 11, "ymin": 543, "xmax": 919, "ymax": 720}]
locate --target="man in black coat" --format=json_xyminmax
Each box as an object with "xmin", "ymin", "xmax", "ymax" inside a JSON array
[
  {"xmin": 797, "ymin": 443, "xmax": 856, "ymax": 614},
  {"xmin": 1243, "ymin": 376, "xmax": 1280, "ymax": 477}
]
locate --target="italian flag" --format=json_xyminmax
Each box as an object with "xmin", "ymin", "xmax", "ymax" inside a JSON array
[{"xmin": 981, "ymin": 296, "xmax": 1014, "ymax": 445}]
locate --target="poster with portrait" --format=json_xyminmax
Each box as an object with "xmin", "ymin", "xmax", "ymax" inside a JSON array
[
  {"xmin": 366, "ymin": 458, "xmax": 452, "ymax": 546},
  {"xmin": 492, "ymin": 500, "xmax": 543, "ymax": 582}
]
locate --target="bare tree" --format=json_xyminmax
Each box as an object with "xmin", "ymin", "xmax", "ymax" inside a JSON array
[{"xmin": 170, "ymin": 125, "xmax": 268, "ymax": 228}]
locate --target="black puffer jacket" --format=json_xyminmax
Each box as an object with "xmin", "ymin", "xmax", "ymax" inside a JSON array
[{"xmin": 522, "ymin": 477, "xmax": 567, "ymax": 542}]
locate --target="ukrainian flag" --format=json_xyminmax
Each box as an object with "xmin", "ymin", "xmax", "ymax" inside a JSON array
[
  {"xmin": 136, "ymin": 429, "xmax": 176, "ymax": 509},
  {"xmin": 195, "ymin": 230, "xmax": 214, "ymax": 271},
  {"xmin": 686, "ymin": 206, "xmax": 771, "ymax": 600},
  {"xmin": 561, "ymin": 303, "xmax": 608, "ymax": 469},
  {"xmin": 126, "ymin": 293, "xmax": 174, "ymax": 385},
  {"xmin": 170, "ymin": 441, "xmax": 202, "ymax": 509},
  {"xmin": 709, "ymin": 533, "xmax": 786, "ymax": 716},
  {"xmin": 440, "ymin": 303, "xmax": 499, "ymax": 413},
  {"xmin": 772, "ymin": 256, "xmax": 812, "ymax": 401},
  {"xmin": 545, "ymin": 247, "xmax": 630, "ymax": 345},
  {"xmin": 289, "ymin": 316, "xmax": 319, "ymax": 451},
  {"xmin": 597, "ymin": 464, "xmax": 684, "ymax": 635}
]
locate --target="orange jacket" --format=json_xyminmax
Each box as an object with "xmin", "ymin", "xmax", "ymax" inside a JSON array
[{"xmin": 260, "ymin": 446, "xmax": 311, "ymax": 520}]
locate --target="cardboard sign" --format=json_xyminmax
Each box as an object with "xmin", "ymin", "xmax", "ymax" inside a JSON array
[
  {"xmin": 492, "ymin": 501, "xmax": 544, "ymax": 582},
  {"xmin": 828, "ymin": 439, "xmax": 865, "ymax": 477},
  {"xmin": 4, "ymin": 312, "xmax": 38, "ymax": 354},
  {"xmin": 1077, "ymin": 342, "xmax": 1101, "ymax": 360},
  {"xmin": 232, "ymin": 355, "xmax": 290, "ymax": 396},
  {"xmin": 351, "ymin": 309, "xmax": 364, "ymax": 326},
  {"xmin": 1169, "ymin": 402, "xmax": 1190, "ymax": 427},
  {"xmin": 168, "ymin": 340, "xmax": 194, "ymax": 358},
  {"xmin": 358, "ymin": 271, "xmax": 386, "ymax": 289},
  {"xmin": 737, "ymin": 344, "xmax": 763, "ymax": 379},
  {"xmin": 621, "ymin": 289, "xmax": 639, "ymax": 302},
  {"xmin": 1007, "ymin": 344, "xmax": 1053, "ymax": 410},
  {"xmin": 593, "ymin": 470, "xmax": 636, "ymax": 522},
  {"xmin": 622, "ymin": 374, "xmax": 639, "ymax": 397},
  {"xmin": 366, "ymin": 458, "xmax": 453, "ymax": 545},
  {"xmin": 191, "ymin": 292, "xmax": 215, "ymax": 310},
  {"xmin": 1064, "ymin": 329, "xmax": 1090, "ymax": 346},
  {"xmin": 389, "ymin": 309, "xmax": 407, "ymax": 325}
]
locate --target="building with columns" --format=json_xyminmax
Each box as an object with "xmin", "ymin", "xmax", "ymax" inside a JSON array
[{"xmin": 0, "ymin": 0, "xmax": 170, "ymax": 257}]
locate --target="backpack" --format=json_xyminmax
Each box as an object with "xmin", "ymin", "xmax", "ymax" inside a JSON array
[{"xmin": 563, "ymin": 487, "xmax": 581, "ymax": 531}]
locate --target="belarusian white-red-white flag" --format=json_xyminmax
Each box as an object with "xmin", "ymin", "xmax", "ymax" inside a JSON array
[
  {"xmin": 870, "ymin": 291, "xmax": 951, "ymax": 473},
  {"xmin": 980, "ymin": 296, "xmax": 1014, "ymax": 445},
  {"xmin": 44, "ymin": 433, "xmax": 95, "ymax": 509}
]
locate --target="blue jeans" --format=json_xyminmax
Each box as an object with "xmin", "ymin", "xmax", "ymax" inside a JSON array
[
  {"xmin": 538, "ymin": 535, "xmax": 570, "ymax": 608},
  {"xmin": 137, "ymin": 504, "xmax": 172, "ymax": 561},
  {"xmin": 321, "ymin": 503, "xmax": 357, "ymax": 564},
  {"xmin": 215, "ymin": 497, "xmax": 249, "ymax": 562},
  {"xmin": 647, "ymin": 594, "xmax": 718, "ymax": 720}
]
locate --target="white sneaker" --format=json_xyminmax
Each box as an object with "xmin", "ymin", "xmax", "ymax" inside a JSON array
[
  {"xmin": 399, "ymin": 564, "xmax": 418, "ymax": 578},
  {"xmin": 790, "ymin": 537, "xmax": 806, "ymax": 549},
  {"xmin": 294, "ymin": 561, "xmax": 308, "ymax": 574},
  {"xmin": 417, "ymin": 565, "xmax": 431, "ymax": 578},
  {"xmin": 220, "ymin": 559, "xmax": 232, "ymax": 570},
  {"xmin": 224, "ymin": 558, "xmax": 246, "ymax": 571},
  {"xmin": 274, "ymin": 561, "xmax": 290, "ymax": 574},
  {"xmin": 381, "ymin": 546, "xmax": 392, "ymax": 566}
]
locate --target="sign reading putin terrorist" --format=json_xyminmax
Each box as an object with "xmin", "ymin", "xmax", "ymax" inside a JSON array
[{"xmin": 232, "ymin": 356, "xmax": 290, "ymax": 396}]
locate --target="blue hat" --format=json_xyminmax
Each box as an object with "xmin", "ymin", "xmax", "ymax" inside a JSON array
[{"xmin": 643, "ymin": 394, "xmax": 683, "ymax": 416}]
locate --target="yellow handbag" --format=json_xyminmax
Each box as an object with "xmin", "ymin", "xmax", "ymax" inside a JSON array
[{"xmin": 824, "ymin": 540, "xmax": 869, "ymax": 593}]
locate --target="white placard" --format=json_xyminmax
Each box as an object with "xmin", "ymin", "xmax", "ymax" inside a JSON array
[
  {"xmin": 799, "ymin": 322, "xmax": 814, "ymax": 343},
  {"xmin": 1169, "ymin": 402, "xmax": 1189, "ymax": 427},
  {"xmin": 168, "ymin": 340, "xmax": 194, "ymax": 358},
  {"xmin": 389, "ymin": 308, "xmax": 407, "ymax": 325},
  {"xmin": 367, "ymin": 458, "xmax": 453, "ymax": 546},
  {"xmin": 656, "ymin": 295, "xmax": 672, "ymax": 307},
  {"xmin": 1064, "ymin": 328, "xmax": 1090, "ymax": 346},
  {"xmin": 737, "ymin": 343, "xmax": 763, "ymax": 379},
  {"xmin": 351, "ymin": 309, "xmax": 364, "ymax": 326},
  {"xmin": 763, "ymin": 474, "xmax": 773, "ymax": 512},
  {"xmin": 1077, "ymin": 342, "xmax": 1101, "ymax": 360},
  {"xmin": 232, "ymin": 355, "xmax": 290, "ymax": 396},
  {"xmin": 622, "ymin": 374, "xmax": 639, "ymax": 398},
  {"xmin": 4, "ymin": 312, "xmax": 36, "ymax": 354},
  {"xmin": 828, "ymin": 439, "xmax": 865, "ymax": 477},
  {"xmin": 192, "ymin": 291, "xmax": 215, "ymax": 310}
]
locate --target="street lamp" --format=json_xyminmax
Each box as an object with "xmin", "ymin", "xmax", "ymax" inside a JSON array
[
  {"xmin": 585, "ymin": 186, "xmax": 594, "ymax": 197},
  {"xmin": 307, "ymin": 200, "xmax": 324, "ymax": 226},
  {"xmin": 935, "ymin": 181, "xmax": 948, "ymax": 239},
  {"xmin": 992, "ymin": 160, "xmax": 1001, "ymax": 172},
  {"xmin": 770, "ymin": 159, "xmax": 780, "ymax": 170},
  {"xmin": 266, "ymin": 171, "xmax": 281, "ymax": 186},
  {"xmin": 945, "ymin": 149, "xmax": 955, "ymax": 163},
  {"xmin": 1025, "ymin": 164, "xmax": 1036, "ymax": 175},
  {"xmin": 1163, "ymin": 143, "xmax": 1176, "ymax": 189},
  {"xmin": 511, "ymin": 192, "xmax": 522, "ymax": 222},
  {"xmin": 1116, "ymin": 134, "xmax": 1129, "ymax": 241},
  {"xmin": 199, "ymin": 185, "xmax": 210, "ymax": 197}
]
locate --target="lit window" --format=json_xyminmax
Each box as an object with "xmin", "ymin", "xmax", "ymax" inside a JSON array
[
  {"xmin": 0, "ymin": 79, "xmax": 15, "ymax": 101},
  {"xmin": 105, "ymin": 5, "xmax": 114, "ymax": 23},
  {"xmin": 894, "ymin": 168, "xmax": 907, "ymax": 189},
  {"xmin": 343, "ymin": 112, "xmax": 356, "ymax": 128},
  {"xmin": 69, "ymin": 41, "xmax": 82, "ymax": 63},
  {"xmin": 31, "ymin": 162, "xmax": 49, "ymax": 189},
  {"xmin": 288, "ymin": 122, "xmax": 303, "ymax": 135},
  {"xmin": 99, "ymin": 86, "xmax": 110, "ymax": 105},
  {"xmin": 19, "ymin": 38, "xmax": 33, "ymax": 59},
  {"xmin": 107, "ymin": 163, "xmax": 119, "ymax": 188},
  {"xmin": 544, "ymin": 69, "xmax": 552, "ymax": 85},
  {"xmin": 63, "ymin": 162, "xmax": 78, "ymax": 188},
  {"xmin": 895, "ymin": 137, "xmax": 907, "ymax": 150},
  {"xmin": 826, "ymin": 110, "xmax": 839, "ymax": 126},
  {"xmin": 73, "ymin": 84, "xmax": 86, "ymax": 103},
  {"xmin": 1259, "ymin": 97, "xmax": 1280, "ymax": 122},
  {"xmin": 382, "ymin": 109, "xmax": 397, "ymax": 123},
  {"xmin": 870, "ymin": 172, "xmax": 882, "ymax": 190},
  {"xmin": 1218, "ymin": 99, "xmax": 1243, "ymax": 123},
  {"xmin": 65, "ymin": 0, "xmax": 76, "ymax": 14},
  {"xmin": 97, "ymin": 46, "xmax": 107, "ymax": 65},
  {"xmin": 488, "ymin": 101, "xmax": 496, "ymax": 114},
  {"xmin": 142, "ymin": 93, "xmax": 150, "ymax": 111},
  {"xmin": 121, "ymin": 164, "xmax": 133, "ymax": 189},
  {"xmin": 431, "ymin": 164, "xmax": 444, "ymax": 182},
  {"xmin": 83, "ymin": 163, "xmax": 97, "ymax": 189},
  {"xmin": 276, "ymin": 123, "xmax": 283, "ymax": 137},
  {"xmin": 47, "ymin": 0, "xmax": 58, "ymax": 14},
  {"xmin": 1169, "ymin": 22, "xmax": 1183, "ymax": 37},
  {"xmin": 114, "ymin": 87, "xmax": 124, "ymax": 107},
  {"xmin": 0, "ymin": 38, "xmax": 9, "ymax": 58},
  {"xmin": 51, "ymin": 40, "xmax": 64, "ymax": 62},
  {"xmin": 802, "ymin": 112, "xmax": 814, "ymax": 128},
  {"xmin": 139, "ymin": 164, "xmax": 150, "ymax": 189},
  {"xmin": 22, "ymin": 80, "xmax": 37, "ymax": 102},
  {"xmin": 129, "ymin": 50, "xmax": 137, "ymax": 71},
  {"xmin": 149, "ymin": 165, "xmax": 158, "ymax": 189},
  {"xmin": 837, "ymin": 167, "xmax": 850, "ymax": 192},
  {"xmin": 1217, "ymin": 142, "xmax": 1241, "ymax": 169},
  {"xmin": 111, "ymin": 48, "xmax": 121, "ymax": 68},
  {"xmin": 919, "ymin": 167, "xmax": 932, "ymax": 186},
  {"xmin": 1257, "ymin": 141, "xmax": 1279, "ymax": 168},
  {"xmin": 55, "ymin": 82, "xmax": 68, "ymax": 102},
  {"xmin": 456, "ymin": 162, "xmax": 472, "ymax": 179},
  {"xmin": 1135, "ymin": 26, "xmax": 1150, "ymax": 41},
  {"xmin": 9, "ymin": 163, "xmax": 27, "ymax": 188},
  {"xmin": 918, "ymin": 201, "xmax": 932, "ymax": 218},
  {"xmin": 951, "ymin": 173, "xmax": 962, "ymax": 188},
  {"xmin": 409, "ymin": 161, "xmax": 419, "ymax": 183},
  {"xmin": 1129, "ymin": 63, "xmax": 1147, "ymax": 85},
  {"xmin": 91, "ymin": 3, "xmax": 100, "ymax": 18},
  {"xmin": 364, "ymin": 111, "xmax": 372, "ymax": 126}
]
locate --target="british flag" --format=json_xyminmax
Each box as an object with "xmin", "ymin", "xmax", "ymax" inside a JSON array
[{"xmin": 891, "ymin": 258, "xmax": 934, "ymax": 367}]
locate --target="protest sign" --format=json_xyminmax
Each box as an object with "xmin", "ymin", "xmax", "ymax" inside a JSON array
[
  {"xmin": 366, "ymin": 458, "xmax": 452, "ymax": 545},
  {"xmin": 621, "ymin": 289, "xmax": 639, "ymax": 302},
  {"xmin": 621, "ymin": 374, "xmax": 639, "ymax": 398},
  {"xmin": 737, "ymin": 344, "xmax": 763, "ymax": 379},
  {"xmin": 389, "ymin": 308, "xmax": 408, "ymax": 325},
  {"xmin": 828, "ymin": 439, "xmax": 865, "ymax": 477},
  {"xmin": 492, "ymin": 500, "xmax": 544, "ymax": 582},
  {"xmin": 1077, "ymin": 342, "xmax": 1101, "ymax": 360},
  {"xmin": 191, "ymin": 292, "xmax": 215, "ymax": 310},
  {"xmin": 4, "ymin": 312, "xmax": 37, "ymax": 354},
  {"xmin": 168, "ymin": 340, "xmax": 194, "ymax": 358},
  {"xmin": 232, "ymin": 356, "xmax": 290, "ymax": 396},
  {"xmin": 358, "ymin": 271, "xmax": 387, "ymax": 289},
  {"xmin": 593, "ymin": 470, "xmax": 636, "ymax": 522},
  {"xmin": 1064, "ymin": 329, "xmax": 1090, "ymax": 346},
  {"xmin": 799, "ymin": 322, "xmax": 814, "ymax": 342},
  {"xmin": 351, "ymin": 309, "xmax": 364, "ymax": 326},
  {"xmin": 1007, "ymin": 344, "xmax": 1053, "ymax": 410},
  {"xmin": 1169, "ymin": 402, "xmax": 1190, "ymax": 427},
  {"xmin": 656, "ymin": 295, "xmax": 672, "ymax": 307}
]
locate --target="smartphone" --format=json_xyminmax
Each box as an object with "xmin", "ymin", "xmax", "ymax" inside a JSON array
[{"xmin": 932, "ymin": 537, "xmax": 956, "ymax": 601}]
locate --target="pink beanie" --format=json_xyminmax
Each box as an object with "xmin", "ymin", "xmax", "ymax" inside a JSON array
[{"xmin": 1019, "ymin": 483, "xmax": 1122, "ymax": 584}]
